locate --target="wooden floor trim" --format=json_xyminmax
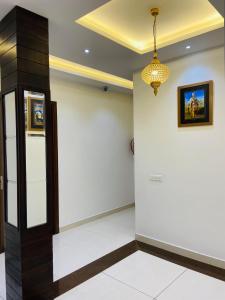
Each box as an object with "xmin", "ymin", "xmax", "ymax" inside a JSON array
[
  {"xmin": 44, "ymin": 241, "xmax": 137, "ymax": 299},
  {"xmin": 40, "ymin": 239, "xmax": 225, "ymax": 299},
  {"xmin": 137, "ymin": 241, "xmax": 225, "ymax": 282}
]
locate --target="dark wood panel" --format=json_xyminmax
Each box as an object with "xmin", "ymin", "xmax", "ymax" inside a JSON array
[
  {"xmin": 17, "ymin": 32, "xmax": 49, "ymax": 54},
  {"xmin": 22, "ymin": 236, "xmax": 52, "ymax": 257},
  {"xmin": 17, "ymin": 21, "xmax": 48, "ymax": 42},
  {"xmin": 51, "ymin": 102, "xmax": 59, "ymax": 235},
  {"xmin": 1, "ymin": 71, "xmax": 17, "ymax": 91},
  {"xmin": 17, "ymin": 46, "xmax": 49, "ymax": 66},
  {"xmin": 1, "ymin": 58, "xmax": 17, "ymax": 78},
  {"xmin": 0, "ymin": 33, "xmax": 16, "ymax": 57},
  {"xmin": 18, "ymin": 58, "xmax": 49, "ymax": 77},
  {"xmin": 23, "ymin": 262, "xmax": 53, "ymax": 286},
  {"xmin": 17, "ymin": 71, "xmax": 49, "ymax": 91},
  {"xmin": 5, "ymin": 252, "xmax": 21, "ymax": 275},
  {"xmin": 2, "ymin": 58, "xmax": 49, "ymax": 79},
  {"xmin": 22, "ymin": 237, "xmax": 53, "ymax": 271},
  {"xmin": 4, "ymin": 223, "xmax": 20, "ymax": 243},
  {"xmin": 6, "ymin": 283, "xmax": 22, "ymax": 300},
  {"xmin": 16, "ymin": 6, "xmax": 48, "ymax": 30},
  {"xmin": 0, "ymin": 21, "xmax": 16, "ymax": 46},
  {"xmin": 6, "ymin": 273, "xmax": 23, "ymax": 296},
  {"xmin": 0, "ymin": 45, "xmax": 16, "ymax": 66},
  {"xmin": 5, "ymin": 239, "xmax": 21, "ymax": 258},
  {"xmin": 0, "ymin": 44, "xmax": 48, "ymax": 67}
]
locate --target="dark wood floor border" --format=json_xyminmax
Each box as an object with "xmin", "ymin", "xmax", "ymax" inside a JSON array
[
  {"xmin": 40, "ymin": 239, "xmax": 225, "ymax": 299},
  {"xmin": 136, "ymin": 241, "xmax": 225, "ymax": 282},
  {"xmin": 44, "ymin": 241, "xmax": 138, "ymax": 299}
]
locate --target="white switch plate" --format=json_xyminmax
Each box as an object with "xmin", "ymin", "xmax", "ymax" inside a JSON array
[{"xmin": 150, "ymin": 175, "xmax": 163, "ymax": 182}]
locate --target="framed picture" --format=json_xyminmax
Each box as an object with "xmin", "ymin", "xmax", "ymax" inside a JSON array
[
  {"xmin": 178, "ymin": 81, "xmax": 213, "ymax": 127},
  {"xmin": 27, "ymin": 97, "xmax": 45, "ymax": 132}
]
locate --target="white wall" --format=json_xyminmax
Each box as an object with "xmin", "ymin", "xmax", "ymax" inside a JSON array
[
  {"xmin": 50, "ymin": 75, "xmax": 134, "ymax": 228},
  {"xmin": 134, "ymin": 47, "xmax": 225, "ymax": 261}
]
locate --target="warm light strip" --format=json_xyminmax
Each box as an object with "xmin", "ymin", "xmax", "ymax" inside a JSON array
[
  {"xmin": 144, "ymin": 16, "xmax": 224, "ymax": 52},
  {"xmin": 49, "ymin": 55, "xmax": 133, "ymax": 90},
  {"xmin": 76, "ymin": 17, "xmax": 143, "ymax": 54},
  {"xmin": 76, "ymin": 15, "xmax": 224, "ymax": 54}
]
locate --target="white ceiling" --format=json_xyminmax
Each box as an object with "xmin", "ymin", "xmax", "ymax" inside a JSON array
[
  {"xmin": 76, "ymin": 0, "xmax": 223, "ymax": 54},
  {"xmin": 0, "ymin": 0, "xmax": 224, "ymax": 83}
]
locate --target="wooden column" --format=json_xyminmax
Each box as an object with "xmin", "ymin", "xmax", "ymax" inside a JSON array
[{"xmin": 0, "ymin": 6, "xmax": 53, "ymax": 300}]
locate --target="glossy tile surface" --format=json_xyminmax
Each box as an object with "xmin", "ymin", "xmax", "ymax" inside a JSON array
[
  {"xmin": 157, "ymin": 269, "xmax": 225, "ymax": 300},
  {"xmin": 0, "ymin": 208, "xmax": 135, "ymax": 299},
  {"xmin": 55, "ymin": 250, "xmax": 225, "ymax": 300},
  {"xmin": 2, "ymin": 207, "xmax": 225, "ymax": 300},
  {"xmin": 53, "ymin": 208, "xmax": 135, "ymax": 280},
  {"xmin": 55, "ymin": 273, "xmax": 153, "ymax": 300},
  {"xmin": 104, "ymin": 250, "xmax": 186, "ymax": 298}
]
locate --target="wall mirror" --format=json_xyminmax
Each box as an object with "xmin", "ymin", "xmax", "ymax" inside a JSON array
[
  {"xmin": 24, "ymin": 90, "xmax": 47, "ymax": 228},
  {"xmin": 4, "ymin": 91, "xmax": 18, "ymax": 227}
]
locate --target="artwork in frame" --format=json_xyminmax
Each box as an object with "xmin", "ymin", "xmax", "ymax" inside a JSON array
[
  {"xmin": 177, "ymin": 81, "xmax": 213, "ymax": 127},
  {"xmin": 27, "ymin": 96, "xmax": 45, "ymax": 132}
]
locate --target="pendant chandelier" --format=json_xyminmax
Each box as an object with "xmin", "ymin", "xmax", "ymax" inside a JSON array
[{"xmin": 142, "ymin": 8, "xmax": 169, "ymax": 96}]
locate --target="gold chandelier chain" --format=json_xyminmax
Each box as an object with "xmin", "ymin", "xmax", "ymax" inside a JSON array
[{"xmin": 153, "ymin": 14, "xmax": 157, "ymax": 57}]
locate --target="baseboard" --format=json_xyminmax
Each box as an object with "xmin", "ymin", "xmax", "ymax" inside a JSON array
[
  {"xmin": 60, "ymin": 203, "xmax": 135, "ymax": 233},
  {"xmin": 136, "ymin": 233, "xmax": 225, "ymax": 269}
]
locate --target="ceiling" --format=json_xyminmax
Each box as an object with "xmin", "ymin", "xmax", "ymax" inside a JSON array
[
  {"xmin": 0, "ymin": 0, "xmax": 224, "ymax": 90},
  {"xmin": 76, "ymin": 0, "xmax": 223, "ymax": 54}
]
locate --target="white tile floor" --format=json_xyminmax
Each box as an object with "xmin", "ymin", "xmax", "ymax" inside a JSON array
[
  {"xmin": 0, "ymin": 207, "xmax": 135, "ymax": 300},
  {"xmin": 53, "ymin": 207, "xmax": 135, "ymax": 280},
  {"xmin": 56, "ymin": 251, "xmax": 225, "ymax": 300},
  {"xmin": 1, "ymin": 207, "xmax": 225, "ymax": 300}
]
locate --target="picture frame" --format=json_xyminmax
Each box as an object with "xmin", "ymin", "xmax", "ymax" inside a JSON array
[
  {"xmin": 27, "ymin": 96, "xmax": 45, "ymax": 132},
  {"xmin": 177, "ymin": 80, "xmax": 213, "ymax": 127}
]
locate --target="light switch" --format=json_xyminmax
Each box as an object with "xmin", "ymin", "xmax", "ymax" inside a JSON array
[{"xmin": 150, "ymin": 175, "xmax": 163, "ymax": 182}]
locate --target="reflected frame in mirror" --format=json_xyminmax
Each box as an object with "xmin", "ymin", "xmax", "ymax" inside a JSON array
[{"xmin": 24, "ymin": 90, "xmax": 47, "ymax": 228}]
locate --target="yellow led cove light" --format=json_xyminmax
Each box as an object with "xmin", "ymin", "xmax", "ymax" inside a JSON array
[
  {"xmin": 75, "ymin": 0, "xmax": 224, "ymax": 54},
  {"xmin": 49, "ymin": 55, "xmax": 133, "ymax": 90}
]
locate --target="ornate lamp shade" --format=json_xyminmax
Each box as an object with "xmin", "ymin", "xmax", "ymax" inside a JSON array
[
  {"xmin": 142, "ymin": 8, "xmax": 170, "ymax": 96},
  {"xmin": 141, "ymin": 55, "xmax": 169, "ymax": 96}
]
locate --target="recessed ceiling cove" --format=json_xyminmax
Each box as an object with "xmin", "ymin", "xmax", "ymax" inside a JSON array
[{"xmin": 76, "ymin": 0, "xmax": 224, "ymax": 54}]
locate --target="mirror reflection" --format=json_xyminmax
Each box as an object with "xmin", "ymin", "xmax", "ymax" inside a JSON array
[
  {"xmin": 4, "ymin": 92, "xmax": 18, "ymax": 227},
  {"xmin": 24, "ymin": 90, "xmax": 47, "ymax": 228}
]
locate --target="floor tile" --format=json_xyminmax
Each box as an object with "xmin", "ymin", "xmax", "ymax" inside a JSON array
[
  {"xmin": 157, "ymin": 269, "xmax": 225, "ymax": 300},
  {"xmin": 53, "ymin": 229, "xmax": 133, "ymax": 280},
  {"xmin": 77, "ymin": 208, "xmax": 135, "ymax": 245},
  {"xmin": 53, "ymin": 208, "xmax": 135, "ymax": 280},
  {"xmin": 104, "ymin": 251, "xmax": 186, "ymax": 298},
  {"xmin": 0, "ymin": 208, "xmax": 135, "ymax": 294},
  {"xmin": 55, "ymin": 273, "xmax": 153, "ymax": 300}
]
